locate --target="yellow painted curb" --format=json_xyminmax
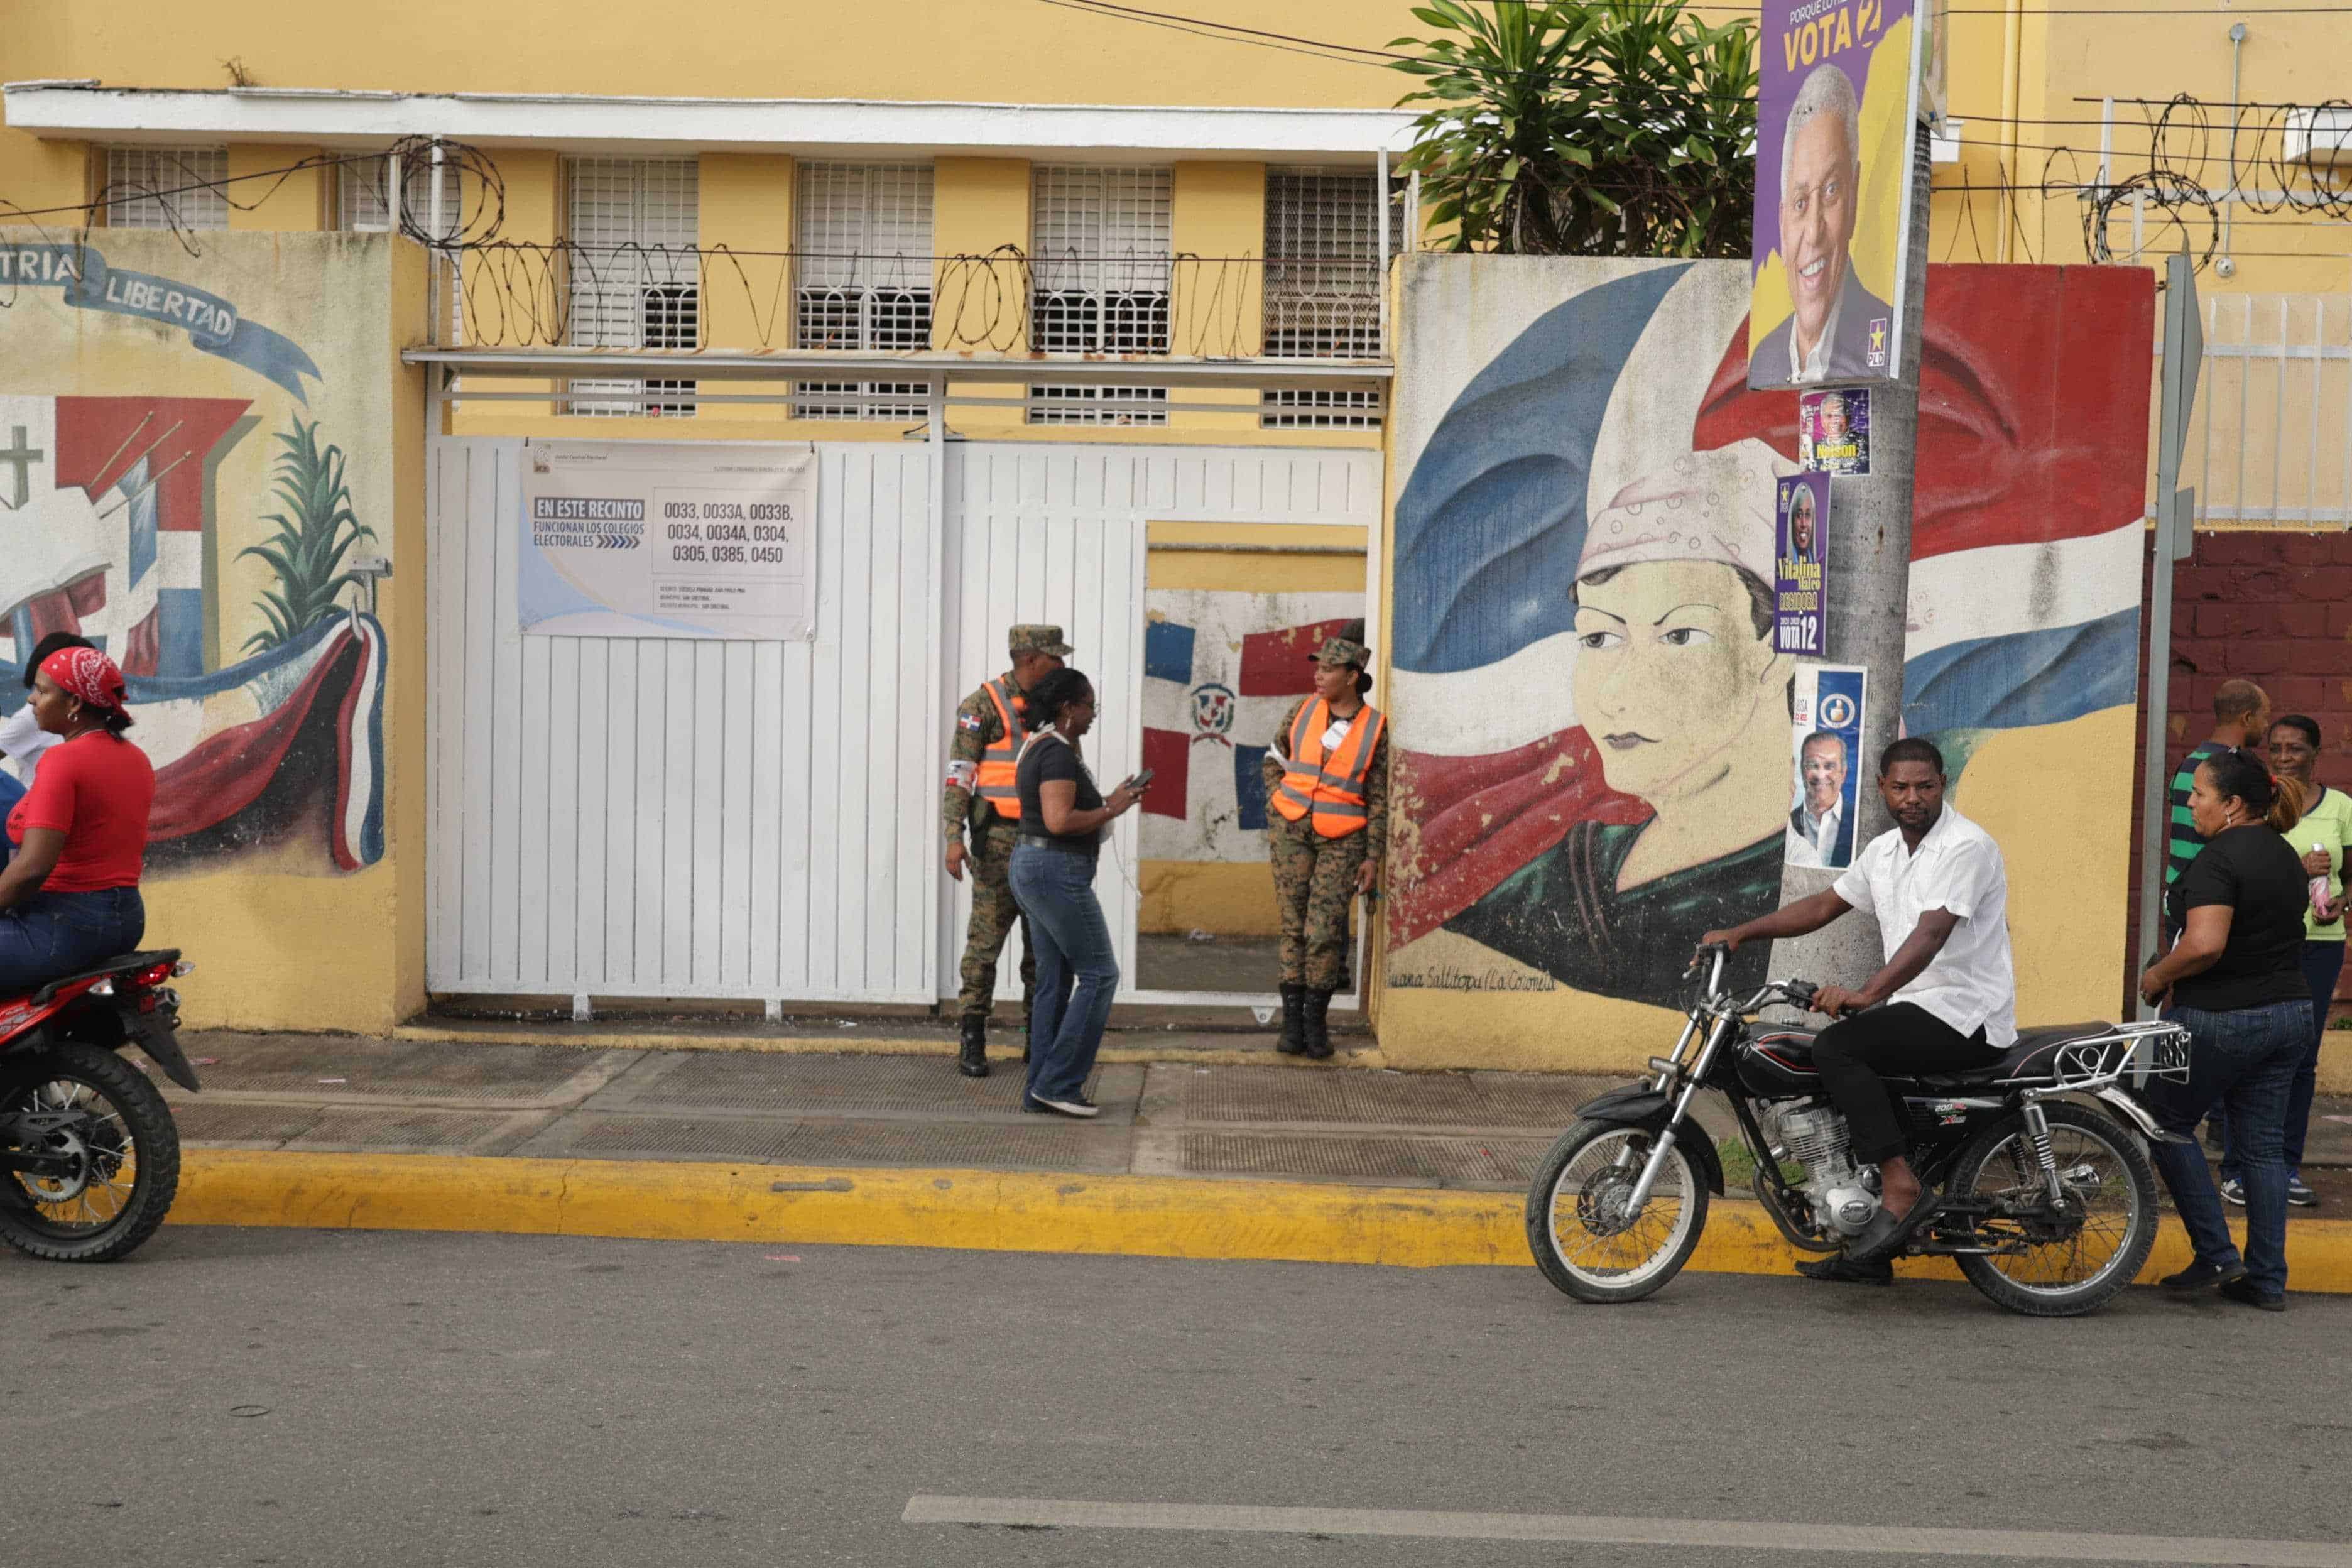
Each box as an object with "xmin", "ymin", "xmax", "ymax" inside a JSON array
[
  {"xmin": 170, "ymin": 1149, "xmax": 2352, "ymax": 1292},
  {"xmin": 389, "ymin": 1022, "xmax": 1388, "ymax": 1069}
]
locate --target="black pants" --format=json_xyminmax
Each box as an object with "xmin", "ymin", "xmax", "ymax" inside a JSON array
[{"xmin": 1810, "ymin": 1003, "xmax": 2000, "ymax": 1163}]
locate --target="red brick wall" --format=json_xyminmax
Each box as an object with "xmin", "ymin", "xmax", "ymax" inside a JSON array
[{"xmin": 2126, "ymin": 530, "xmax": 2352, "ymax": 1011}]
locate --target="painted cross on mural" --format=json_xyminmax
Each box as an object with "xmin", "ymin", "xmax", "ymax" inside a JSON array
[
  {"xmin": 0, "ymin": 395, "xmax": 388, "ymax": 875},
  {"xmin": 0, "ymin": 425, "xmax": 45, "ymax": 509}
]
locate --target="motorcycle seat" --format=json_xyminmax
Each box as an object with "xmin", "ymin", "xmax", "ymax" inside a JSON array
[
  {"xmin": 26, "ymin": 949, "xmax": 182, "ymax": 1007},
  {"xmin": 1903, "ymin": 1023, "xmax": 2116, "ymax": 1090}
]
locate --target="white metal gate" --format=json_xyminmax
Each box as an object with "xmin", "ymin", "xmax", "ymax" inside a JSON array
[
  {"xmin": 425, "ymin": 437, "xmax": 942, "ymax": 1006},
  {"xmin": 940, "ymin": 444, "xmax": 1385, "ymax": 1006},
  {"xmin": 424, "ymin": 433, "xmax": 1380, "ymax": 1011}
]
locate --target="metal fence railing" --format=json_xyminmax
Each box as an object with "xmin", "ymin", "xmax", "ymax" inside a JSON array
[{"xmin": 2157, "ymin": 292, "xmax": 2352, "ymax": 528}]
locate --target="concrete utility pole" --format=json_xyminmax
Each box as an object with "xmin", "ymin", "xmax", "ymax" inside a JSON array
[
  {"xmin": 1767, "ymin": 126, "xmax": 1933, "ymax": 995},
  {"xmin": 2135, "ymin": 244, "xmax": 2203, "ymax": 1019}
]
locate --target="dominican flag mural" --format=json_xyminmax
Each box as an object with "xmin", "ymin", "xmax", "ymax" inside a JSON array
[
  {"xmin": 1140, "ymin": 595, "xmax": 1364, "ymax": 863},
  {"xmin": 1383, "ymin": 262, "xmax": 2153, "ymax": 1013},
  {"xmin": 0, "ymin": 395, "xmax": 387, "ymax": 874}
]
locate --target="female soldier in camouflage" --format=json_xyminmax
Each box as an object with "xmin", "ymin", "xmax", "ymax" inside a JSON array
[{"xmin": 1263, "ymin": 626, "xmax": 1387, "ymax": 1059}]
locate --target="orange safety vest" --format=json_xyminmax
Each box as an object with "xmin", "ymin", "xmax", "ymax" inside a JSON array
[
  {"xmin": 974, "ymin": 677, "xmax": 1031, "ymax": 820},
  {"xmin": 1272, "ymin": 698, "xmax": 1385, "ymax": 839}
]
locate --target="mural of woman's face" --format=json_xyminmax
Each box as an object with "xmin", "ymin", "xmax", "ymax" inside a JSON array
[{"xmin": 1572, "ymin": 560, "xmax": 1786, "ymax": 802}]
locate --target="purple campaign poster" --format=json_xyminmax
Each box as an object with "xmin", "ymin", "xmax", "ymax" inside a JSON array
[
  {"xmin": 1775, "ymin": 472, "xmax": 1829, "ymax": 656},
  {"xmin": 1748, "ymin": 0, "xmax": 1930, "ymax": 390},
  {"xmin": 1799, "ymin": 387, "xmax": 1871, "ymax": 474}
]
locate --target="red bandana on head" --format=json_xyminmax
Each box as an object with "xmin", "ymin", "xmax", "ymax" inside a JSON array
[{"xmin": 41, "ymin": 647, "xmax": 128, "ymax": 712}]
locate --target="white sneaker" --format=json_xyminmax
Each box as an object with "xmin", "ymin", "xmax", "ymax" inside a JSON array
[{"xmin": 1028, "ymin": 1094, "xmax": 1099, "ymax": 1119}]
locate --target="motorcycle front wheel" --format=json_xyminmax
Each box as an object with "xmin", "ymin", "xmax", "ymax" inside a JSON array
[
  {"xmin": 1525, "ymin": 1119, "xmax": 1709, "ymax": 1304},
  {"xmin": 1946, "ymin": 1102, "xmax": 2157, "ymax": 1318},
  {"xmin": 0, "ymin": 1044, "xmax": 183, "ymax": 1263}
]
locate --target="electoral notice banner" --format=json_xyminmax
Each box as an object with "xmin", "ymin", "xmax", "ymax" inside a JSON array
[{"xmin": 518, "ymin": 440, "xmax": 816, "ymax": 640}]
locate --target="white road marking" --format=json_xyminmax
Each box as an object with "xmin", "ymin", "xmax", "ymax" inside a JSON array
[{"xmin": 901, "ymin": 1496, "xmax": 2352, "ymax": 1565}]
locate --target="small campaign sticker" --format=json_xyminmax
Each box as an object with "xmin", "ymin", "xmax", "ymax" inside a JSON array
[{"xmin": 1866, "ymin": 317, "xmax": 1890, "ymax": 370}]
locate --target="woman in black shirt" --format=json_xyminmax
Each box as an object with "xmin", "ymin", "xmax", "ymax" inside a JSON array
[
  {"xmin": 1007, "ymin": 668, "xmax": 1142, "ymax": 1119},
  {"xmin": 2138, "ymin": 748, "xmax": 2312, "ymax": 1310}
]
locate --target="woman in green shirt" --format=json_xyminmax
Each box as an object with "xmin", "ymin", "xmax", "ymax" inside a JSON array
[{"xmin": 2219, "ymin": 714, "xmax": 2348, "ymax": 1208}]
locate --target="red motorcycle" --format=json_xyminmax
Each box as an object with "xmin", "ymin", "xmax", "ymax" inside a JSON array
[{"xmin": 0, "ymin": 950, "xmax": 197, "ymax": 1262}]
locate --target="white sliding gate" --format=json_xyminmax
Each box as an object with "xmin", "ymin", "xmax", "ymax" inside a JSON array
[{"xmin": 424, "ymin": 435, "xmax": 1381, "ymax": 1010}]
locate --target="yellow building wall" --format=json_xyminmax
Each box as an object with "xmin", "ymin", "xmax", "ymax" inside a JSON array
[
  {"xmin": 933, "ymin": 156, "xmax": 1031, "ymax": 435},
  {"xmin": 1933, "ymin": 7, "xmax": 2352, "ymax": 295},
  {"xmin": 1, "ymin": 231, "xmax": 424, "ymax": 1033},
  {"xmin": 697, "ymin": 153, "xmax": 795, "ymax": 423},
  {"xmin": 226, "ymin": 144, "xmax": 324, "ymax": 231}
]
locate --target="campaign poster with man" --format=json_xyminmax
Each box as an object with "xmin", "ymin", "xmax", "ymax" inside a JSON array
[
  {"xmin": 1787, "ymin": 665, "xmax": 1866, "ymax": 869},
  {"xmin": 1749, "ymin": 0, "xmax": 1931, "ymax": 389},
  {"xmin": 1799, "ymin": 387, "xmax": 1871, "ymax": 474}
]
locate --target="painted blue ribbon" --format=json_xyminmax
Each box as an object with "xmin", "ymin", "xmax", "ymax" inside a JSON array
[{"xmin": 0, "ymin": 241, "xmax": 322, "ymax": 401}]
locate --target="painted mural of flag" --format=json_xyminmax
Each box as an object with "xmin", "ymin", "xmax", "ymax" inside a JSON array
[
  {"xmin": 0, "ymin": 395, "xmax": 388, "ymax": 873},
  {"xmin": 1385, "ymin": 264, "xmax": 2155, "ymax": 949}
]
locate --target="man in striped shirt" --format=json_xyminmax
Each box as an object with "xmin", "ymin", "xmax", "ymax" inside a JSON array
[{"xmin": 2164, "ymin": 678, "xmax": 2272, "ymax": 917}]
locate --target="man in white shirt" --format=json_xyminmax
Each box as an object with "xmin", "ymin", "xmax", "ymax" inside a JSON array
[{"xmin": 1703, "ymin": 737, "xmax": 2017, "ymax": 1275}]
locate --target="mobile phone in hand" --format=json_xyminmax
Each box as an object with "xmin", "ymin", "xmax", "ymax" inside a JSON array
[{"xmin": 1126, "ymin": 768, "xmax": 1156, "ymax": 793}]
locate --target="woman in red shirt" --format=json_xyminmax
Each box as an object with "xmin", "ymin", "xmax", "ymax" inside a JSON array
[{"xmin": 0, "ymin": 648, "xmax": 154, "ymax": 991}]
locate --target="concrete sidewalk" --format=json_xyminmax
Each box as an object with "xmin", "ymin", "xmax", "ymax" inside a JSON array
[{"xmin": 146, "ymin": 1030, "xmax": 2352, "ymax": 1290}]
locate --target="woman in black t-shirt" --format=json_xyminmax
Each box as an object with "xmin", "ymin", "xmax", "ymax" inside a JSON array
[
  {"xmin": 1006, "ymin": 668, "xmax": 1143, "ymax": 1119},
  {"xmin": 2137, "ymin": 748, "xmax": 2312, "ymax": 1310}
]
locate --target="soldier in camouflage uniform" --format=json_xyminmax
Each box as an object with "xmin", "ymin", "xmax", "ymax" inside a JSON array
[
  {"xmin": 1263, "ymin": 627, "xmax": 1387, "ymax": 1060},
  {"xmin": 943, "ymin": 625, "xmax": 1072, "ymax": 1077}
]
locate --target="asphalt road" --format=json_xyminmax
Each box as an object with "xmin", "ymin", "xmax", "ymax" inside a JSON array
[{"xmin": 5, "ymin": 1228, "xmax": 2348, "ymax": 1567}]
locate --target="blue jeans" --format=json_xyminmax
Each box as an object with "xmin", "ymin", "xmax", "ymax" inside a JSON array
[
  {"xmin": 2150, "ymin": 999, "xmax": 2309, "ymax": 1297},
  {"xmin": 1008, "ymin": 842, "xmax": 1118, "ymax": 1106},
  {"xmin": 0, "ymin": 886, "xmax": 147, "ymax": 993},
  {"xmin": 2217, "ymin": 940, "xmax": 2343, "ymax": 1180}
]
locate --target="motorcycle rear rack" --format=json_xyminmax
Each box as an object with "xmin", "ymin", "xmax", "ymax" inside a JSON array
[{"xmin": 1995, "ymin": 1022, "xmax": 2191, "ymax": 1092}]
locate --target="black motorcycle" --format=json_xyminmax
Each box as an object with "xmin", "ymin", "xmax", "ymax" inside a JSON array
[{"xmin": 1526, "ymin": 945, "xmax": 2193, "ymax": 1317}]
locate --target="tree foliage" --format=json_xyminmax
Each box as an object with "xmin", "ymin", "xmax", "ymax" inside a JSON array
[
  {"xmin": 1391, "ymin": 0, "xmax": 1759, "ymax": 258},
  {"xmin": 240, "ymin": 416, "xmax": 376, "ymax": 653}
]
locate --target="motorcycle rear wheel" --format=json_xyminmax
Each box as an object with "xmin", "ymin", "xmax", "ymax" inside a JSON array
[
  {"xmin": 0, "ymin": 1044, "xmax": 182, "ymax": 1263},
  {"xmin": 1525, "ymin": 1119, "xmax": 1709, "ymax": 1304},
  {"xmin": 1946, "ymin": 1102, "xmax": 2156, "ymax": 1318}
]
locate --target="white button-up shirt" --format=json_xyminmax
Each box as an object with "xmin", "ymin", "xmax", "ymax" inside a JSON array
[{"xmin": 1832, "ymin": 805, "xmax": 2017, "ymax": 1048}]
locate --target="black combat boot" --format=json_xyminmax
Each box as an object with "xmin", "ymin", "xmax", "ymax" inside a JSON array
[
  {"xmin": 1300, "ymin": 989, "xmax": 1337, "ymax": 1060},
  {"xmin": 1275, "ymin": 983, "xmax": 1308, "ymax": 1055},
  {"xmin": 957, "ymin": 1015, "xmax": 990, "ymax": 1079}
]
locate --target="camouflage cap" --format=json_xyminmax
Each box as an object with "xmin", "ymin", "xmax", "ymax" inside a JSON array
[
  {"xmin": 1008, "ymin": 624, "xmax": 1074, "ymax": 658},
  {"xmin": 1310, "ymin": 636, "xmax": 1371, "ymax": 668}
]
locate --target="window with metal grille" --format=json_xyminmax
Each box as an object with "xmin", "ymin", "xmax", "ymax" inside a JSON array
[
  {"xmin": 1262, "ymin": 168, "xmax": 1404, "ymax": 361},
  {"xmin": 103, "ymin": 146, "xmax": 229, "ymax": 231},
  {"xmin": 794, "ymin": 161, "xmax": 935, "ymax": 422},
  {"xmin": 565, "ymin": 157, "xmax": 700, "ymax": 416},
  {"xmin": 1260, "ymin": 388, "xmax": 1386, "ymax": 430},
  {"xmin": 337, "ymin": 152, "xmax": 462, "ymax": 236},
  {"xmin": 339, "ymin": 152, "xmax": 468, "ymax": 341},
  {"xmin": 1029, "ymin": 165, "xmax": 1171, "ymax": 425}
]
